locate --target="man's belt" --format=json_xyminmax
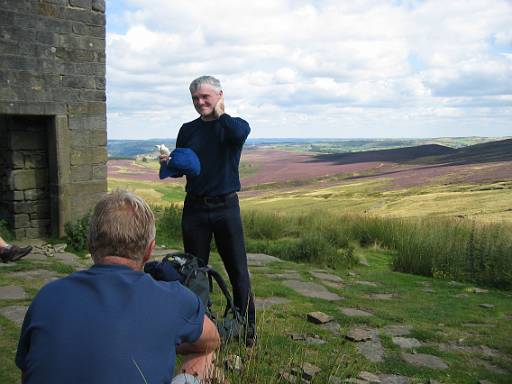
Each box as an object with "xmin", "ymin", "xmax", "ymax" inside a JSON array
[{"xmin": 186, "ymin": 192, "xmax": 237, "ymax": 204}]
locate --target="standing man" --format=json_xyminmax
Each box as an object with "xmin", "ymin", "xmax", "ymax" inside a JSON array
[
  {"xmin": 16, "ymin": 190, "xmax": 220, "ymax": 384},
  {"xmin": 160, "ymin": 76, "xmax": 255, "ymax": 346}
]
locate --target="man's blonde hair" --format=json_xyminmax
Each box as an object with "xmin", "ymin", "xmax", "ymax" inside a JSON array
[{"xmin": 88, "ymin": 190, "xmax": 156, "ymax": 263}]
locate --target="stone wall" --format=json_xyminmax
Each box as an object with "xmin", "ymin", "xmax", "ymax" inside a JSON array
[{"xmin": 0, "ymin": 0, "xmax": 107, "ymax": 238}]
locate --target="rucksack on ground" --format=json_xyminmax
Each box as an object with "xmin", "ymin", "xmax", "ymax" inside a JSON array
[{"xmin": 144, "ymin": 252, "xmax": 244, "ymax": 343}]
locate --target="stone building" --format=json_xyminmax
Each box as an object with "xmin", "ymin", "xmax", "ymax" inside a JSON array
[{"xmin": 0, "ymin": 0, "xmax": 107, "ymax": 239}]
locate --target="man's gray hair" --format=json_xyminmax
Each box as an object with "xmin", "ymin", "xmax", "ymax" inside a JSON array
[
  {"xmin": 189, "ymin": 75, "xmax": 222, "ymax": 94},
  {"xmin": 88, "ymin": 190, "xmax": 156, "ymax": 263}
]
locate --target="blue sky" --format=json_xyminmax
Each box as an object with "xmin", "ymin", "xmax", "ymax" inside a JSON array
[{"xmin": 105, "ymin": 0, "xmax": 512, "ymax": 139}]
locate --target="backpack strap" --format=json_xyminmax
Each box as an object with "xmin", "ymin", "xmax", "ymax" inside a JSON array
[{"xmin": 206, "ymin": 268, "xmax": 241, "ymax": 321}]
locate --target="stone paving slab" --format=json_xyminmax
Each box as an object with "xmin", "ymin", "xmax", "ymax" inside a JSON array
[
  {"xmin": 283, "ymin": 280, "xmax": 343, "ymax": 301},
  {"xmin": 266, "ymin": 271, "xmax": 302, "ymax": 280},
  {"xmin": 321, "ymin": 321, "xmax": 341, "ymax": 336},
  {"xmin": 382, "ymin": 324, "xmax": 412, "ymax": 337},
  {"xmin": 53, "ymin": 252, "xmax": 81, "ymax": 267},
  {"xmin": 310, "ymin": 271, "xmax": 343, "ymax": 283},
  {"xmin": 0, "ymin": 305, "xmax": 28, "ymax": 327},
  {"xmin": 321, "ymin": 281, "xmax": 345, "ymax": 290},
  {"xmin": 357, "ymin": 338, "xmax": 385, "ymax": 363},
  {"xmin": 340, "ymin": 307, "xmax": 373, "ymax": 317},
  {"xmin": 255, "ymin": 296, "xmax": 291, "ymax": 310},
  {"xmin": 346, "ymin": 327, "xmax": 374, "ymax": 342},
  {"xmin": 392, "ymin": 337, "xmax": 422, "ymax": 349},
  {"xmin": 401, "ymin": 352, "xmax": 448, "ymax": 369},
  {"xmin": 354, "ymin": 280, "xmax": 379, "ymax": 287},
  {"xmin": 247, "ymin": 253, "xmax": 282, "ymax": 266},
  {"xmin": 378, "ymin": 374, "xmax": 411, "ymax": 384},
  {"xmin": 0, "ymin": 285, "xmax": 27, "ymax": 300},
  {"xmin": 8, "ymin": 269, "xmax": 59, "ymax": 281}
]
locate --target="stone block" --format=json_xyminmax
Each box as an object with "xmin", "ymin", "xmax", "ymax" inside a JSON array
[
  {"xmin": 12, "ymin": 191, "xmax": 25, "ymax": 201},
  {"xmin": 26, "ymin": 226, "xmax": 49, "ymax": 238},
  {"xmin": 92, "ymin": 0, "xmax": 105, "ymax": 12},
  {"xmin": 63, "ymin": 75, "xmax": 96, "ymax": 89},
  {"xmin": 13, "ymin": 201, "xmax": 36, "ymax": 214},
  {"xmin": 10, "ymin": 169, "xmax": 48, "ymax": 190},
  {"xmin": 70, "ymin": 129, "xmax": 90, "ymax": 146},
  {"xmin": 67, "ymin": 101, "xmax": 105, "ymax": 115},
  {"xmin": 58, "ymin": 33, "xmax": 105, "ymax": 52},
  {"xmin": 70, "ymin": 146, "xmax": 107, "ymax": 165},
  {"xmin": 92, "ymin": 164, "xmax": 106, "ymax": 179},
  {"xmin": 1, "ymin": 26, "xmax": 37, "ymax": 42},
  {"xmin": 90, "ymin": 130, "xmax": 107, "ymax": 146},
  {"xmin": 79, "ymin": 89, "xmax": 106, "ymax": 102},
  {"xmin": 13, "ymin": 214, "xmax": 30, "ymax": 228},
  {"xmin": 12, "ymin": 152, "xmax": 25, "ymax": 168},
  {"xmin": 24, "ymin": 153, "xmax": 48, "ymax": 169},
  {"xmin": 70, "ymin": 165, "xmax": 92, "ymax": 182},
  {"xmin": 36, "ymin": 14, "xmax": 72, "ymax": 33},
  {"xmin": 14, "ymin": 228, "xmax": 26, "ymax": 239},
  {"xmin": 75, "ymin": 62, "xmax": 105, "ymax": 76},
  {"xmin": 69, "ymin": 0, "xmax": 91, "ymax": 9},
  {"xmin": 51, "ymin": 88, "xmax": 81, "ymax": 103},
  {"xmin": 10, "ymin": 130, "xmax": 46, "ymax": 151},
  {"xmin": 69, "ymin": 114, "xmax": 105, "ymax": 130},
  {"xmin": 35, "ymin": 30, "xmax": 57, "ymax": 45},
  {"xmin": 90, "ymin": 10, "xmax": 105, "ymax": 26},
  {"xmin": 95, "ymin": 76, "xmax": 105, "ymax": 90},
  {"xmin": 24, "ymin": 189, "xmax": 48, "ymax": 201},
  {"xmin": 0, "ymin": 10, "xmax": 15, "ymax": 26},
  {"xmin": 0, "ymin": 55, "xmax": 38, "ymax": 71},
  {"xmin": 37, "ymin": 2, "xmax": 59, "ymax": 17},
  {"xmin": 30, "ymin": 219, "xmax": 50, "ymax": 229}
]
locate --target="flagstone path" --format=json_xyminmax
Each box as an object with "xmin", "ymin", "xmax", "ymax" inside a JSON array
[{"xmin": 1, "ymin": 248, "xmax": 510, "ymax": 384}]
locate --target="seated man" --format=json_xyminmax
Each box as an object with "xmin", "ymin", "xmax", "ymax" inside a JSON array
[
  {"xmin": 0, "ymin": 235, "xmax": 32, "ymax": 263},
  {"xmin": 16, "ymin": 190, "xmax": 220, "ymax": 384}
]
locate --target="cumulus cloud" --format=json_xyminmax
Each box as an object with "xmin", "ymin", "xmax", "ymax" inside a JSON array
[{"xmin": 106, "ymin": 0, "xmax": 512, "ymax": 138}]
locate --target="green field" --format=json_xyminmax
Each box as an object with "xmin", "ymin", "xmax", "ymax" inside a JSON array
[{"xmin": 240, "ymin": 179, "xmax": 512, "ymax": 223}]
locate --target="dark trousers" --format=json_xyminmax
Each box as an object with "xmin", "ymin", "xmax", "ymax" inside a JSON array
[{"xmin": 182, "ymin": 193, "xmax": 255, "ymax": 326}]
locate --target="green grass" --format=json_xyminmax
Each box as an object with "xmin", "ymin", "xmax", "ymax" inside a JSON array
[
  {"xmin": 240, "ymin": 180, "xmax": 512, "ymax": 222},
  {"xmin": 1, "ymin": 245, "xmax": 511, "ymax": 383}
]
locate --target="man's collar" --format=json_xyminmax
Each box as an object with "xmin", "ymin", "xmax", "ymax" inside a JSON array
[{"xmin": 95, "ymin": 256, "xmax": 144, "ymax": 271}]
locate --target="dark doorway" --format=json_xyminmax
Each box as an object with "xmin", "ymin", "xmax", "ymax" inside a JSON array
[{"xmin": 0, "ymin": 115, "xmax": 59, "ymax": 238}]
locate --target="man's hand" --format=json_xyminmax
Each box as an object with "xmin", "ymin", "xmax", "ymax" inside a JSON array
[
  {"xmin": 159, "ymin": 154, "xmax": 169, "ymax": 165},
  {"xmin": 213, "ymin": 96, "xmax": 224, "ymax": 119}
]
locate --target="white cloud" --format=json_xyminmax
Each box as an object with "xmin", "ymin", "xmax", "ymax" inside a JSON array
[{"xmin": 106, "ymin": 0, "xmax": 512, "ymax": 138}]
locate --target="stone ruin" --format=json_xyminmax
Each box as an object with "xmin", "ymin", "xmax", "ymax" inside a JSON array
[{"xmin": 0, "ymin": 0, "xmax": 107, "ymax": 238}]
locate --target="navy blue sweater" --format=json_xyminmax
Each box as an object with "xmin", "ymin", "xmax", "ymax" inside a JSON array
[{"xmin": 176, "ymin": 114, "xmax": 250, "ymax": 196}]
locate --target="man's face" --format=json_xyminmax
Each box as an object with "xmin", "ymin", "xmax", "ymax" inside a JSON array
[{"xmin": 191, "ymin": 84, "xmax": 222, "ymax": 117}]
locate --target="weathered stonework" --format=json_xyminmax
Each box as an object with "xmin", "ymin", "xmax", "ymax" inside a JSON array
[{"xmin": 0, "ymin": 0, "xmax": 107, "ymax": 238}]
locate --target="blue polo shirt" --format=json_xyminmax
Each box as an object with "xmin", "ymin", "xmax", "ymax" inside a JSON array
[{"xmin": 16, "ymin": 264, "xmax": 205, "ymax": 384}]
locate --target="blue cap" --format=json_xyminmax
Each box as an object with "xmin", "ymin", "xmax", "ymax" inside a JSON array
[{"xmin": 159, "ymin": 148, "xmax": 201, "ymax": 179}]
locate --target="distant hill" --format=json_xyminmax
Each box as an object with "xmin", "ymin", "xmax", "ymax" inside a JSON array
[
  {"xmin": 108, "ymin": 139, "xmax": 176, "ymax": 158},
  {"xmin": 107, "ymin": 136, "xmax": 511, "ymax": 159},
  {"xmin": 308, "ymin": 138, "xmax": 512, "ymax": 166},
  {"xmin": 438, "ymin": 138, "xmax": 512, "ymax": 164},
  {"xmin": 309, "ymin": 144, "xmax": 456, "ymax": 164}
]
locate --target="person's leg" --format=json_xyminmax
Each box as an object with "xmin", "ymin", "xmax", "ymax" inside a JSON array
[
  {"xmin": 182, "ymin": 201, "xmax": 213, "ymax": 266},
  {"xmin": 0, "ymin": 236, "xmax": 7, "ymax": 248},
  {"xmin": 211, "ymin": 197, "xmax": 255, "ymax": 340},
  {"xmin": 174, "ymin": 351, "xmax": 215, "ymax": 383}
]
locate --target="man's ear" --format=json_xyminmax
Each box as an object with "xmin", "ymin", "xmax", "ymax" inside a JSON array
[
  {"xmin": 219, "ymin": 90, "xmax": 223, "ymax": 97},
  {"xmin": 143, "ymin": 239, "xmax": 156, "ymax": 264}
]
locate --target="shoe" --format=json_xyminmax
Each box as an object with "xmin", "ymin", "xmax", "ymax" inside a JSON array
[{"xmin": 0, "ymin": 245, "xmax": 32, "ymax": 263}]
